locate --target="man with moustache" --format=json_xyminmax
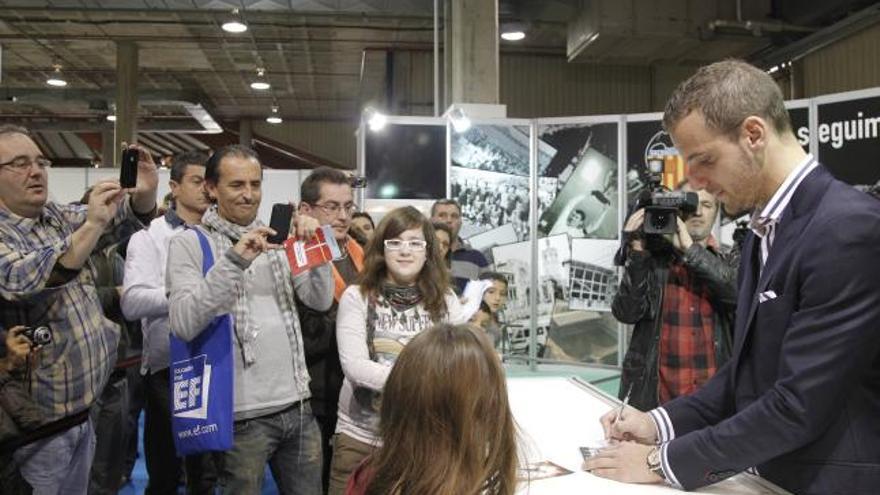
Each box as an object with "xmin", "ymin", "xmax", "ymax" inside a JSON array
[
  {"xmin": 612, "ymin": 182, "xmax": 737, "ymax": 412},
  {"xmin": 122, "ymin": 150, "xmax": 218, "ymax": 494},
  {"xmin": 296, "ymin": 166, "xmax": 364, "ymax": 493},
  {"xmin": 586, "ymin": 60, "xmax": 880, "ymax": 495},
  {"xmin": 167, "ymin": 145, "xmax": 333, "ymax": 494},
  {"xmin": 0, "ymin": 124, "xmax": 158, "ymax": 494}
]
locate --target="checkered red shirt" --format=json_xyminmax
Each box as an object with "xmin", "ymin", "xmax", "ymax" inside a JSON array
[{"xmin": 658, "ymin": 259, "xmax": 718, "ymax": 404}]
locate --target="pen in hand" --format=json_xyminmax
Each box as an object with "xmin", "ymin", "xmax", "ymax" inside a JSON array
[{"xmin": 614, "ymin": 383, "xmax": 634, "ymax": 427}]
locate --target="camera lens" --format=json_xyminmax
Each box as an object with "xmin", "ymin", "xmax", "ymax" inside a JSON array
[
  {"xmin": 651, "ymin": 211, "xmax": 671, "ymax": 229},
  {"xmin": 29, "ymin": 326, "xmax": 53, "ymax": 346}
]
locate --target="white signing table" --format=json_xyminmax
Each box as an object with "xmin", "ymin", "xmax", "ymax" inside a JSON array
[{"xmin": 507, "ymin": 377, "xmax": 790, "ymax": 494}]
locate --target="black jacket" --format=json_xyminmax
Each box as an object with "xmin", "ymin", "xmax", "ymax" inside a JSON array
[
  {"xmin": 612, "ymin": 242, "xmax": 738, "ymax": 411},
  {"xmin": 0, "ymin": 367, "xmax": 44, "ymax": 451},
  {"xmin": 297, "ymin": 298, "xmax": 344, "ymax": 419}
]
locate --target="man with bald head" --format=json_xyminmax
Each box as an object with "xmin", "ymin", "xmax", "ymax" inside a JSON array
[{"xmin": 0, "ymin": 124, "xmax": 158, "ymax": 494}]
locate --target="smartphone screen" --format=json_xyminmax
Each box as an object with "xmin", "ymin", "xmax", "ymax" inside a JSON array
[
  {"xmin": 120, "ymin": 148, "xmax": 139, "ymax": 188},
  {"xmin": 267, "ymin": 203, "xmax": 294, "ymax": 244}
]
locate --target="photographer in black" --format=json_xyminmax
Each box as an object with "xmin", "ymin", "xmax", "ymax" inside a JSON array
[
  {"xmin": 612, "ymin": 180, "xmax": 738, "ymax": 411},
  {"xmin": 1, "ymin": 325, "xmax": 46, "ymax": 494}
]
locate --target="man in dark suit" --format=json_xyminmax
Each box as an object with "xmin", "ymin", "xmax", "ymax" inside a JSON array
[{"xmin": 584, "ymin": 59, "xmax": 880, "ymax": 494}]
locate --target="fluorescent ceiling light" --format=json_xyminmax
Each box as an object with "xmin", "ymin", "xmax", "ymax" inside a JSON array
[
  {"xmin": 266, "ymin": 105, "xmax": 282, "ymax": 124},
  {"xmin": 250, "ymin": 81, "xmax": 271, "ymax": 90},
  {"xmin": 46, "ymin": 65, "xmax": 67, "ymax": 87},
  {"xmin": 501, "ymin": 31, "xmax": 526, "ymax": 41},
  {"xmin": 222, "ymin": 9, "xmax": 247, "ymax": 33}
]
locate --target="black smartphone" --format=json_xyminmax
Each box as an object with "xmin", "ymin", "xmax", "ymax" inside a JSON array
[
  {"xmin": 120, "ymin": 148, "xmax": 139, "ymax": 188},
  {"xmin": 267, "ymin": 203, "xmax": 294, "ymax": 244}
]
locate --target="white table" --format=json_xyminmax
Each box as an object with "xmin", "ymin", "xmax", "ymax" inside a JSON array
[{"xmin": 507, "ymin": 377, "xmax": 790, "ymax": 494}]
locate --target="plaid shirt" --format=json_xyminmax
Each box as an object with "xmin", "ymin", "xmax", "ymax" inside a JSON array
[
  {"xmin": 0, "ymin": 200, "xmax": 145, "ymax": 421},
  {"xmin": 657, "ymin": 256, "xmax": 718, "ymax": 404}
]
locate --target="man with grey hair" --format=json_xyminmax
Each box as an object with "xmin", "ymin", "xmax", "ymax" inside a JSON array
[
  {"xmin": 586, "ymin": 59, "xmax": 880, "ymax": 494},
  {"xmin": 0, "ymin": 124, "xmax": 158, "ymax": 494}
]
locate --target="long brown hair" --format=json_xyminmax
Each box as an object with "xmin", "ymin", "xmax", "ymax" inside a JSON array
[
  {"xmin": 366, "ymin": 324, "xmax": 519, "ymax": 495},
  {"xmin": 358, "ymin": 206, "xmax": 450, "ymax": 320}
]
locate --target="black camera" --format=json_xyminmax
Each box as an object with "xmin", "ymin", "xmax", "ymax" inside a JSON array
[
  {"xmin": 637, "ymin": 156, "xmax": 698, "ymax": 235},
  {"xmin": 350, "ymin": 175, "xmax": 367, "ymax": 189},
  {"xmin": 21, "ymin": 326, "xmax": 52, "ymax": 347}
]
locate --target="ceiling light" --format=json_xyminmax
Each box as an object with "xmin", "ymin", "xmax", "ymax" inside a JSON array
[
  {"xmin": 266, "ymin": 105, "xmax": 282, "ymax": 124},
  {"xmin": 363, "ymin": 107, "xmax": 387, "ymax": 132},
  {"xmin": 222, "ymin": 9, "xmax": 248, "ymax": 33},
  {"xmin": 106, "ymin": 114, "xmax": 116, "ymax": 122},
  {"xmin": 46, "ymin": 64, "xmax": 67, "ymax": 87},
  {"xmin": 501, "ymin": 30, "xmax": 526, "ymax": 41},
  {"xmin": 250, "ymin": 68, "xmax": 271, "ymax": 90},
  {"xmin": 448, "ymin": 106, "xmax": 471, "ymax": 133}
]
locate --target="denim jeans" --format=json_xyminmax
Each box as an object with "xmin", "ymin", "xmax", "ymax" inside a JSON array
[
  {"xmin": 13, "ymin": 418, "xmax": 96, "ymax": 495},
  {"xmin": 221, "ymin": 401, "xmax": 323, "ymax": 495}
]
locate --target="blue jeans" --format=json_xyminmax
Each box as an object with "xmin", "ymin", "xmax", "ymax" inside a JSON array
[
  {"xmin": 221, "ymin": 401, "xmax": 323, "ymax": 495},
  {"xmin": 13, "ymin": 418, "xmax": 96, "ymax": 495}
]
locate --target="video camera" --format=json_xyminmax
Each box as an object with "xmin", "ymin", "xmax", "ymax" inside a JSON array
[{"xmin": 635, "ymin": 156, "xmax": 698, "ymax": 235}]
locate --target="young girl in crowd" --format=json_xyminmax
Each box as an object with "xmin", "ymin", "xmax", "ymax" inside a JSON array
[
  {"xmin": 345, "ymin": 324, "xmax": 519, "ymax": 495},
  {"xmin": 329, "ymin": 206, "xmax": 480, "ymax": 494},
  {"xmin": 470, "ymin": 271, "xmax": 509, "ymax": 348}
]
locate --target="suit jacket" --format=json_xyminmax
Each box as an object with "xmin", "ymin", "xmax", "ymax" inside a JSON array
[{"xmin": 661, "ymin": 166, "xmax": 880, "ymax": 494}]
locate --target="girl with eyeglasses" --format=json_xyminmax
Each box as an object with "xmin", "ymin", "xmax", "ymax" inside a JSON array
[{"xmin": 328, "ymin": 206, "xmax": 480, "ymax": 494}]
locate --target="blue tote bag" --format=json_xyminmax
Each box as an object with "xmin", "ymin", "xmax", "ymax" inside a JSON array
[{"xmin": 168, "ymin": 228, "xmax": 234, "ymax": 455}]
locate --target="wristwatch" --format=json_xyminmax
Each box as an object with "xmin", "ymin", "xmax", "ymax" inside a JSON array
[{"xmin": 646, "ymin": 446, "xmax": 667, "ymax": 481}]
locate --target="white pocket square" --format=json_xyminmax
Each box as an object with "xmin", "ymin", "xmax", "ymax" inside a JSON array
[{"xmin": 758, "ymin": 290, "xmax": 777, "ymax": 303}]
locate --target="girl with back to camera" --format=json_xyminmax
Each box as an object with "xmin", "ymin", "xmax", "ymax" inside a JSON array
[
  {"xmin": 329, "ymin": 206, "xmax": 482, "ymax": 494},
  {"xmin": 345, "ymin": 323, "xmax": 519, "ymax": 495}
]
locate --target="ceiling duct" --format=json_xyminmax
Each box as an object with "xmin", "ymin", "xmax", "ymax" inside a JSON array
[{"xmin": 566, "ymin": 0, "xmax": 776, "ymax": 64}]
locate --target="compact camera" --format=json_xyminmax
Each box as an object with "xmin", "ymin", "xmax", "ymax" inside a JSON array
[{"xmin": 21, "ymin": 326, "xmax": 53, "ymax": 347}]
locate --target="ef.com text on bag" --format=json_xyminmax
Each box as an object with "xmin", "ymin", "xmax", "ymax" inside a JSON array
[{"xmin": 178, "ymin": 422, "xmax": 219, "ymax": 439}]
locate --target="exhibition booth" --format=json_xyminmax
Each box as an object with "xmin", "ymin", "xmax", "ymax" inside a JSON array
[{"xmin": 357, "ymin": 86, "xmax": 880, "ymax": 378}]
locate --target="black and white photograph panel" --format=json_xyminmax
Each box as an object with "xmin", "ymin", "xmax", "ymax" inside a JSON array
[
  {"xmin": 451, "ymin": 125, "xmax": 542, "ymax": 177},
  {"xmin": 568, "ymin": 239, "xmax": 619, "ymax": 312},
  {"xmin": 465, "ymin": 223, "xmax": 519, "ymax": 265},
  {"xmin": 451, "ymin": 167, "xmax": 531, "ymax": 240},
  {"xmin": 536, "ymin": 234, "xmax": 573, "ymax": 301},
  {"xmin": 537, "ymin": 122, "xmax": 619, "ymax": 240},
  {"xmin": 542, "ymin": 311, "xmax": 620, "ymax": 366},
  {"xmin": 492, "ymin": 240, "xmax": 557, "ymax": 324}
]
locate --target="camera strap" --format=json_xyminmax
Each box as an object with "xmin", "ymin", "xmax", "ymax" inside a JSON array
[{"xmin": 0, "ymin": 408, "xmax": 90, "ymax": 454}]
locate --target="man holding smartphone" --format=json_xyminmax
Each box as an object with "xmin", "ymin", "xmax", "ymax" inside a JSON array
[
  {"xmin": 167, "ymin": 145, "xmax": 333, "ymax": 495},
  {"xmin": 0, "ymin": 125, "xmax": 158, "ymax": 495}
]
